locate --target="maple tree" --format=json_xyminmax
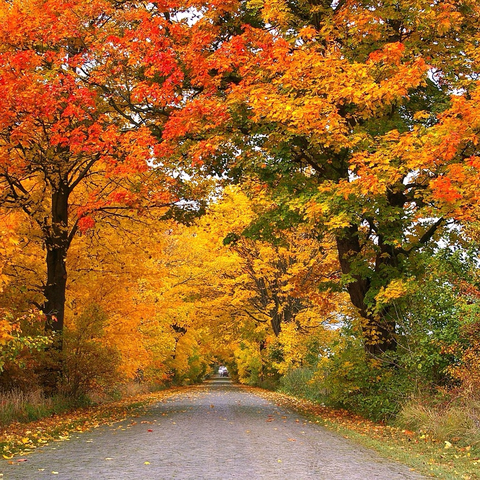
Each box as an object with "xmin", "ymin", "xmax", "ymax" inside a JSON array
[
  {"xmin": 147, "ymin": 216, "xmax": 237, "ymax": 383},
  {"xmin": 214, "ymin": 186, "xmax": 342, "ymax": 338},
  {"xmin": 65, "ymin": 208, "xmax": 218, "ymax": 386},
  {"xmin": 68, "ymin": 211, "xmax": 218, "ymax": 385},
  {"xmin": 0, "ymin": 0, "xmax": 185, "ymax": 340},
  {"xmin": 155, "ymin": 186, "xmax": 347, "ymax": 384},
  {"xmin": 0, "ymin": 1, "xmax": 480, "ymax": 445},
  {"xmin": 155, "ymin": 0, "xmax": 480, "ymax": 355}
]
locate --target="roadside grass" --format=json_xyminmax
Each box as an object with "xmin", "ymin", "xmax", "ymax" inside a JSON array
[
  {"xmin": 0, "ymin": 390, "xmax": 92, "ymax": 426},
  {"xmin": 249, "ymin": 387, "xmax": 480, "ymax": 480},
  {"xmin": 396, "ymin": 398, "xmax": 480, "ymax": 449}
]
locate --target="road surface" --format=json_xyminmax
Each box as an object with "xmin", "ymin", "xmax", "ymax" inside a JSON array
[{"xmin": 1, "ymin": 378, "xmax": 425, "ymax": 479}]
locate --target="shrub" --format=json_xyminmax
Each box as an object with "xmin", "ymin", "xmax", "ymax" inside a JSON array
[
  {"xmin": 234, "ymin": 341, "xmax": 264, "ymax": 385},
  {"xmin": 397, "ymin": 397, "xmax": 480, "ymax": 446},
  {"xmin": 315, "ymin": 338, "xmax": 410, "ymax": 421},
  {"xmin": 61, "ymin": 304, "xmax": 122, "ymax": 398},
  {"xmin": 279, "ymin": 367, "xmax": 325, "ymax": 402}
]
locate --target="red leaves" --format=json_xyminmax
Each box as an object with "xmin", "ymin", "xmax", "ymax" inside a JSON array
[
  {"xmin": 368, "ymin": 42, "xmax": 406, "ymax": 65},
  {"xmin": 431, "ymin": 177, "xmax": 462, "ymax": 203},
  {"xmin": 162, "ymin": 99, "xmax": 230, "ymax": 141},
  {"xmin": 77, "ymin": 216, "xmax": 96, "ymax": 232}
]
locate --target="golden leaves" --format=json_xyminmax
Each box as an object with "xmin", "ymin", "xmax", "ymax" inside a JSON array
[
  {"xmin": 0, "ymin": 319, "xmax": 14, "ymax": 345},
  {"xmin": 374, "ymin": 279, "xmax": 413, "ymax": 312}
]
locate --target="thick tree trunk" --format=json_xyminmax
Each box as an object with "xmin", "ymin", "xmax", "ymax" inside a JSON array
[
  {"xmin": 335, "ymin": 226, "xmax": 396, "ymax": 355},
  {"xmin": 43, "ymin": 184, "xmax": 69, "ymax": 337},
  {"xmin": 40, "ymin": 183, "xmax": 70, "ymax": 393},
  {"xmin": 44, "ymin": 247, "xmax": 67, "ymax": 333}
]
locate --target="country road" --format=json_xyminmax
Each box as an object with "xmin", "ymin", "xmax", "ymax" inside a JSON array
[{"xmin": 1, "ymin": 378, "xmax": 426, "ymax": 479}]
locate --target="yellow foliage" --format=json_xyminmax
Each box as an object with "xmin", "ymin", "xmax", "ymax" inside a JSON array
[
  {"xmin": 0, "ymin": 318, "xmax": 13, "ymax": 345},
  {"xmin": 0, "ymin": 212, "xmax": 21, "ymax": 294},
  {"xmin": 375, "ymin": 278, "xmax": 413, "ymax": 310}
]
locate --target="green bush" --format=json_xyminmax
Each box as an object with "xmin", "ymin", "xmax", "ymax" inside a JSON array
[
  {"xmin": 316, "ymin": 339, "xmax": 408, "ymax": 421},
  {"xmin": 307, "ymin": 248, "xmax": 478, "ymax": 423},
  {"xmin": 279, "ymin": 367, "xmax": 325, "ymax": 402}
]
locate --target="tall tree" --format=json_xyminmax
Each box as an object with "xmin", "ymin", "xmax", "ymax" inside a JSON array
[
  {"xmin": 155, "ymin": 0, "xmax": 480, "ymax": 355},
  {"xmin": 0, "ymin": 0, "xmax": 180, "ymax": 336},
  {"xmin": 217, "ymin": 188, "xmax": 341, "ymax": 337}
]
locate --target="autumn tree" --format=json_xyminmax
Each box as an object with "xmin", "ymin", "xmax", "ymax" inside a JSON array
[
  {"xmin": 212, "ymin": 187, "xmax": 340, "ymax": 337},
  {"xmin": 154, "ymin": 0, "xmax": 480, "ymax": 355},
  {"xmin": 65, "ymin": 213, "xmax": 173, "ymax": 382},
  {"xmin": 4, "ymin": 0, "xmax": 480, "ymax": 370},
  {"xmin": 0, "ymin": 0, "xmax": 185, "ymax": 338},
  {"xmin": 155, "ymin": 186, "xmax": 346, "ymax": 383}
]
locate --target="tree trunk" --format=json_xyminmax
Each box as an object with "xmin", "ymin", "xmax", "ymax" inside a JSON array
[
  {"xmin": 271, "ymin": 314, "xmax": 281, "ymax": 336},
  {"xmin": 40, "ymin": 182, "xmax": 70, "ymax": 393},
  {"xmin": 44, "ymin": 246, "xmax": 67, "ymax": 333},
  {"xmin": 43, "ymin": 183, "xmax": 69, "ymax": 337},
  {"xmin": 335, "ymin": 226, "xmax": 396, "ymax": 355}
]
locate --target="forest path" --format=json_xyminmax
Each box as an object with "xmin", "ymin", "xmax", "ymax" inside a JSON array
[{"xmin": 1, "ymin": 377, "xmax": 425, "ymax": 479}]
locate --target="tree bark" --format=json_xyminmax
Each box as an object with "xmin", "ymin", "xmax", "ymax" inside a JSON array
[
  {"xmin": 43, "ymin": 182, "xmax": 70, "ymax": 337},
  {"xmin": 335, "ymin": 226, "xmax": 396, "ymax": 355}
]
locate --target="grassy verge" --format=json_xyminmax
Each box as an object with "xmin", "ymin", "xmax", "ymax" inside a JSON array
[
  {"xmin": 0, "ymin": 390, "xmax": 90, "ymax": 426},
  {"xmin": 248, "ymin": 387, "xmax": 480, "ymax": 480}
]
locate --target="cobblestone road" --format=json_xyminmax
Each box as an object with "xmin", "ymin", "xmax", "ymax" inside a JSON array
[{"xmin": 1, "ymin": 378, "xmax": 426, "ymax": 479}]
